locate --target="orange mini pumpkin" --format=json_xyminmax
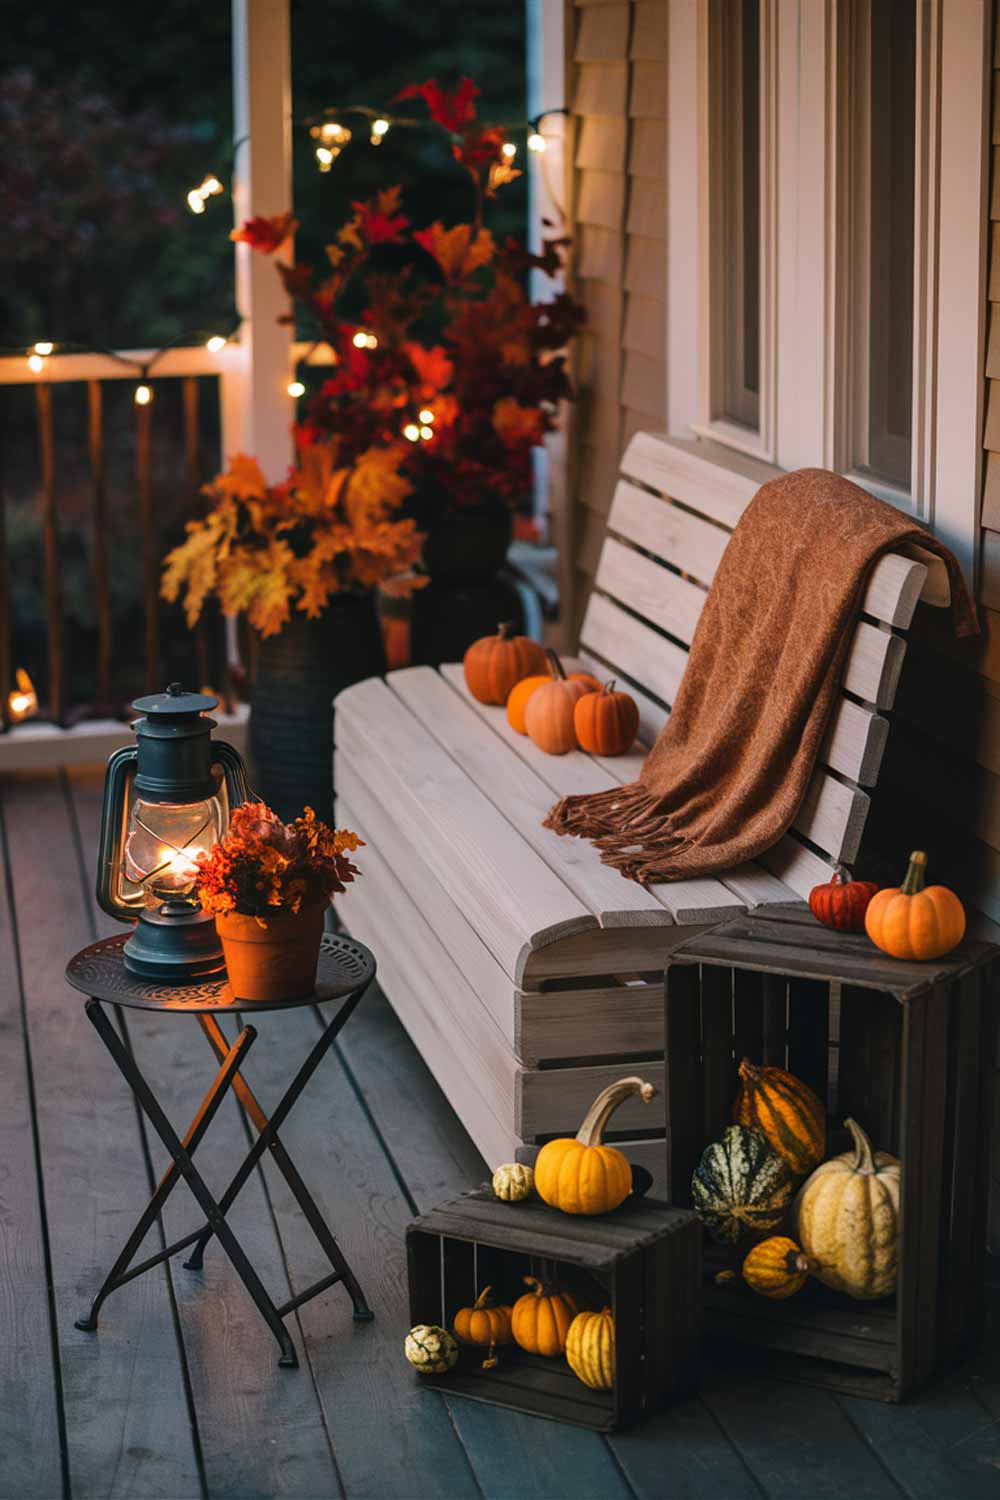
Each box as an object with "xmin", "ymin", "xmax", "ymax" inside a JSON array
[
  {"xmin": 463, "ymin": 623, "xmax": 547, "ymax": 705},
  {"xmin": 510, "ymin": 1276, "xmax": 578, "ymax": 1357},
  {"xmin": 865, "ymin": 850, "xmax": 965, "ymax": 961},
  {"xmin": 453, "ymin": 1286, "xmax": 513, "ymax": 1348},
  {"xmin": 573, "ymin": 681, "xmax": 640, "ymax": 756},
  {"xmin": 809, "ymin": 866, "xmax": 880, "ymax": 932},
  {"xmin": 506, "ymin": 674, "xmax": 549, "ymax": 734},
  {"xmin": 524, "ymin": 652, "xmax": 590, "ymax": 755}
]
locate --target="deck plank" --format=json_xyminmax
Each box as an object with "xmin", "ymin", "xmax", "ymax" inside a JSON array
[
  {"xmin": 68, "ymin": 767, "xmax": 342, "ymax": 1500},
  {"xmin": 2, "ymin": 771, "xmax": 202, "ymax": 1500},
  {"xmin": 0, "ymin": 786, "xmax": 65, "ymax": 1500},
  {"xmin": 234, "ymin": 1001, "xmax": 481, "ymax": 1500}
]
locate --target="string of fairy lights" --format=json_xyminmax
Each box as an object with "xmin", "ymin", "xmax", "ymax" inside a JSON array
[{"xmin": 8, "ymin": 102, "xmax": 566, "ymax": 407}]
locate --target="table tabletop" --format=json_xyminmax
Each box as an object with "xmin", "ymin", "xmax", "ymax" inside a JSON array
[{"xmin": 65, "ymin": 931, "xmax": 376, "ymax": 1014}]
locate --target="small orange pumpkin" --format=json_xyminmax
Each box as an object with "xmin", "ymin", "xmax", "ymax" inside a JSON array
[
  {"xmin": 809, "ymin": 866, "xmax": 880, "ymax": 932},
  {"xmin": 573, "ymin": 681, "xmax": 639, "ymax": 756},
  {"xmin": 524, "ymin": 652, "xmax": 590, "ymax": 755},
  {"xmin": 453, "ymin": 1286, "xmax": 513, "ymax": 1348},
  {"xmin": 510, "ymin": 1276, "xmax": 578, "ymax": 1357},
  {"xmin": 865, "ymin": 850, "xmax": 965, "ymax": 961},
  {"xmin": 463, "ymin": 623, "xmax": 547, "ymax": 705},
  {"xmin": 506, "ymin": 674, "xmax": 549, "ymax": 734}
]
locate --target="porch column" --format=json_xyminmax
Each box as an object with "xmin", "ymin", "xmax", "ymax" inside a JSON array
[{"xmin": 224, "ymin": 0, "xmax": 294, "ymax": 482}]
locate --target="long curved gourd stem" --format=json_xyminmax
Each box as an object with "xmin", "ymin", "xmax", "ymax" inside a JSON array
[
  {"xmin": 546, "ymin": 648, "xmax": 567, "ymax": 680},
  {"xmin": 844, "ymin": 1116, "xmax": 877, "ymax": 1173},
  {"xmin": 575, "ymin": 1077, "xmax": 656, "ymax": 1146}
]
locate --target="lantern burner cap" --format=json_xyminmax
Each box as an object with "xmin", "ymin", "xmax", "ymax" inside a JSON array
[{"xmin": 132, "ymin": 684, "xmax": 218, "ymax": 717}]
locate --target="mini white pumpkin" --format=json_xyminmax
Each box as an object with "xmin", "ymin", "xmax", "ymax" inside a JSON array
[
  {"xmin": 492, "ymin": 1162, "xmax": 535, "ymax": 1202},
  {"xmin": 404, "ymin": 1324, "xmax": 459, "ymax": 1375}
]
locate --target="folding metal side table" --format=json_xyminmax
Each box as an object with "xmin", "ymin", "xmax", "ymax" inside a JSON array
[{"xmin": 66, "ymin": 930, "xmax": 377, "ymax": 1368}]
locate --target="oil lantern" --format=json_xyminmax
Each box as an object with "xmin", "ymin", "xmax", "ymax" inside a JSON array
[{"xmin": 96, "ymin": 683, "xmax": 250, "ymax": 980}]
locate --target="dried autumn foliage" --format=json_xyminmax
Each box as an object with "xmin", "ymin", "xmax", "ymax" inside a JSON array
[
  {"xmin": 161, "ymin": 444, "xmax": 425, "ymax": 638},
  {"xmin": 197, "ymin": 802, "xmax": 363, "ymax": 920}
]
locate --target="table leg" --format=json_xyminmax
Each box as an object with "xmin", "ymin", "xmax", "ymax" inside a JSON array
[
  {"xmin": 79, "ymin": 998, "xmax": 298, "ymax": 1367},
  {"xmin": 189, "ymin": 1009, "xmax": 373, "ymax": 1321},
  {"xmin": 75, "ymin": 1005, "xmax": 257, "ymax": 1333},
  {"xmin": 182, "ymin": 991, "xmax": 373, "ymax": 1321}
]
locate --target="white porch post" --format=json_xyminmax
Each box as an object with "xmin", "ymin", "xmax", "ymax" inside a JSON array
[{"xmin": 223, "ymin": 0, "xmax": 294, "ymax": 482}]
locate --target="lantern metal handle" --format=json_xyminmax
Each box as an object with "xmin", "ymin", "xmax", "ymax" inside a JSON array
[
  {"xmin": 96, "ymin": 745, "xmax": 139, "ymax": 923},
  {"xmin": 212, "ymin": 740, "xmax": 251, "ymax": 809}
]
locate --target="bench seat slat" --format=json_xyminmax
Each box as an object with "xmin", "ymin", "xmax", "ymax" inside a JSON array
[
  {"xmin": 335, "ymin": 751, "xmax": 518, "ymax": 1045},
  {"xmin": 435, "ymin": 663, "xmax": 748, "ymax": 923},
  {"xmin": 385, "ymin": 666, "xmax": 671, "ymax": 929},
  {"xmin": 607, "ymin": 478, "xmax": 729, "ymax": 586},
  {"xmin": 335, "ymin": 678, "xmax": 595, "ymax": 973}
]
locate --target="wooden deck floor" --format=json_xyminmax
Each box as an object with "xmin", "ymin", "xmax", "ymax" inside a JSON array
[{"xmin": 3, "ymin": 766, "xmax": 1000, "ymax": 1500}]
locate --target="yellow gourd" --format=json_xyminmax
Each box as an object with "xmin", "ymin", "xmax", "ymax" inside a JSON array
[
  {"xmin": 741, "ymin": 1236, "xmax": 813, "ymax": 1299},
  {"xmin": 565, "ymin": 1308, "xmax": 615, "ymax": 1390},
  {"xmin": 534, "ymin": 1077, "xmax": 655, "ymax": 1215},
  {"xmin": 510, "ymin": 1276, "xmax": 577, "ymax": 1356},
  {"xmin": 864, "ymin": 850, "xmax": 965, "ymax": 960}
]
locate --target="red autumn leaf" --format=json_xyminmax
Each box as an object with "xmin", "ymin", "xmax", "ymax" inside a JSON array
[
  {"xmin": 353, "ymin": 186, "xmax": 409, "ymax": 245},
  {"xmin": 395, "ymin": 76, "xmax": 479, "ymax": 133},
  {"xmin": 231, "ymin": 213, "xmax": 298, "ymax": 253}
]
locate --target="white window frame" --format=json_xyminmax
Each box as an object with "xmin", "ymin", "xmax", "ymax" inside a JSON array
[{"xmin": 667, "ymin": 0, "xmax": 990, "ymax": 586}]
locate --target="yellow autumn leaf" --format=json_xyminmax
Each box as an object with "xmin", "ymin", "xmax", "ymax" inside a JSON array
[
  {"xmin": 415, "ymin": 222, "xmax": 495, "ymax": 280},
  {"xmin": 342, "ymin": 444, "xmax": 413, "ymax": 528}
]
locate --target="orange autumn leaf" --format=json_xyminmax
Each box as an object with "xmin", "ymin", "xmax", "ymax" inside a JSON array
[
  {"xmin": 405, "ymin": 342, "xmax": 454, "ymax": 396},
  {"xmin": 414, "ymin": 222, "xmax": 495, "ymax": 280},
  {"xmin": 492, "ymin": 397, "xmax": 544, "ymax": 447}
]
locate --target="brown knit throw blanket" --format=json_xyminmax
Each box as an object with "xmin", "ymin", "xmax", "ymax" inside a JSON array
[{"xmin": 544, "ymin": 468, "xmax": 978, "ymax": 885}]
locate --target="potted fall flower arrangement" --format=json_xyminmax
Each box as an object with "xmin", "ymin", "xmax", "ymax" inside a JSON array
[
  {"xmin": 196, "ymin": 801, "xmax": 362, "ymax": 1002},
  {"xmin": 234, "ymin": 74, "xmax": 584, "ymax": 665},
  {"xmin": 161, "ymin": 434, "xmax": 425, "ymax": 821}
]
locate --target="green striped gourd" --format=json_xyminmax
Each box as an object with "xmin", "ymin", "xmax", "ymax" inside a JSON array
[{"xmin": 691, "ymin": 1125, "xmax": 794, "ymax": 1244}]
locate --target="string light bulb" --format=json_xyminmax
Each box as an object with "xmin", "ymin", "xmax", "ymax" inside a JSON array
[
  {"xmin": 200, "ymin": 176, "xmax": 223, "ymax": 197},
  {"xmin": 353, "ymin": 329, "xmax": 378, "ymax": 350},
  {"xmin": 187, "ymin": 189, "xmax": 206, "ymax": 214},
  {"xmin": 527, "ymin": 132, "xmax": 547, "ymax": 153},
  {"xmin": 187, "ymin": 175, "xmax": 224, "ymax": 214},
  {"xmin": 33, "ymin": 341, "xmax": 54, "ymax": 356},
  {"xmin": 403, "ymin": 423, "xmax": 420, "ymax": 442},
  {"xmin": 418, "ymin": 409, "xmax": 435, "ymax": 424},
  {"xmin": 205, "ymin": 335, "xmax": 226, "ymax": 353},
  {"xmin": 419, "ymin": 426, "xmax": 434, "ymax": 441},
  {"xmin": 315, "ymin": 145, "xmax": 336, "ymax": 171},
  {"xmin": 287, "ymin": 380, "xmax": 306, "ymax": 398},
  {"xmin": 370, "ymin": 118, "xmax": 390, "ymax": 146},
  {"xmin": 27, "ymin": 353, "xmax": 44, "ymax": 374},
  {"xmin": 135, "ymin": 384, "xmax": 152, "ymax": 406},
  {"xmin": 501, "ymin": 141, "xmax": 517, "ymax": 160}
]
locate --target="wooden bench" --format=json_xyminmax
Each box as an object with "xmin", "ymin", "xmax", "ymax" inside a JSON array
[{"xmin": 334, "ymin": 434, "xmax": 949, "ymax": 1188}]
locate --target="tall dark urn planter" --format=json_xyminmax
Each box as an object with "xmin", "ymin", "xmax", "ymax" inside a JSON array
[
  {"xmin": 249, "ymin": 592, "xmax": 386, "ymax": 823},
  {"xmin": 410, "ymin": 501, "xmax": 524, "ymax": 668}
]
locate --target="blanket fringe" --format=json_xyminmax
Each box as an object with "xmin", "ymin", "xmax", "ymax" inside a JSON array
[{"xmin": 543, "ymin": 783, "xmax": 690, "ymax": 885}]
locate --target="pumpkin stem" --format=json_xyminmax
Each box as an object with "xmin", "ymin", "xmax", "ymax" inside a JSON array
[
  {"xmin": 522, "ymin": 1275, "xmax": 544, "ymax": 1297},
  {"xmin": 832, "ymin": 864, "xmax": 852, "ymax": 886},
  {"xmin": 497, "ymin": 621, "xmax": 514, "ymax": 640},
  {"xmin": 901, "ymin": 850, "xmax": 928, "ymax": 896},
  {"xmin": 575, "ymin": 1076, "xmax": 656, "ymax": 1147},
  {"xmin": 785, "ymin": 1249, "xmax": 813, "ymax": 1276},
  {"xmin": 737, "ymin": 1057, "xmax": 758, "ymax": 1083},
  {"xmin": 546, "ymin": 648, "xmax": 567, "ymax": 680},
  {"xmin": 605, "ymin": 680, "xmax": 617, "ymax": 695},
  {"xmin": 473, "ymin": 1286, "xmax": 494, "ymax": 1310},
  {"xmin": 844, "ymin": 1116, "xmax": 877, "ymax": 1174}
]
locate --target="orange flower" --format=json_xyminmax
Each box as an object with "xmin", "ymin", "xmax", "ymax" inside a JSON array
[{"xmin": 197, "ymin": 803, "xmax": 364, "ymax": 919}]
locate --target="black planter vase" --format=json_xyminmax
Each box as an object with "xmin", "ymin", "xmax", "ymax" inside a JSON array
[
  {"xmin": 410, "ymin": 502, "xmax": 524, "ymax": 668},
  {"xmin": 249, "ymin": 592, "xmax": 386, "ymax": 824}
]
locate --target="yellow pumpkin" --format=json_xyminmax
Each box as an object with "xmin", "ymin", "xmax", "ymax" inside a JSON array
[
  {"xmin": 534, "ymin": 1077, "xmax": 655, "ymax": 1215},
  {"xmin": 492, "ymin": 1162, "xmax": 534, "ymax": 1202},
  {"xmin": 864, "ymin": 850, "xmax": 965, "ymax": 960},
  {"xmin": 453, "ymin": 1286, "xmax": 513, "ymax": 1348},
  {"xmin": 565, "ymin": 1308, "xmax": 615, "ymax": 1390},
  {"xmin": 794, "ymin": 1117, "xmax": 900, "ymax": 1300},
  {"xmin": 510, "ymin": 1276, "xmax": 578, "ymax": 1356},
  {"xmin": 741, "ymin": 1236, "xmax": 813, "ymax": 1299},
  {"xmin": 506, "ymin": 675, "xmax": 549, "ymax": 734}
]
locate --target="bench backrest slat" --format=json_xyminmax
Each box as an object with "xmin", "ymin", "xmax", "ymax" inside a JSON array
[{"xmin": 577, "ymin": 436, "xmax": 942, "ymax": 891}]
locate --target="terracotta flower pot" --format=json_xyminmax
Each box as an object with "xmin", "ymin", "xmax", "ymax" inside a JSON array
[{"xmin": 216, "ymin": 901, "xmax": 326, "ymax": 1002}]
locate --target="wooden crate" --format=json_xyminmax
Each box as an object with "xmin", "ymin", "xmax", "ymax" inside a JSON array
[
  {"xmin": 406, "ymin": 1190, "xmax": 701, "ymax": 1430},
  {"xmin": 664, "ymin": 907, "xmax": 999, "ymax": 1402}
]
